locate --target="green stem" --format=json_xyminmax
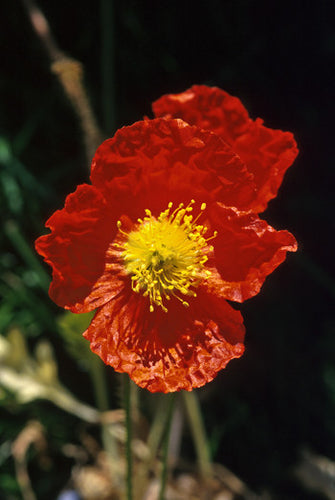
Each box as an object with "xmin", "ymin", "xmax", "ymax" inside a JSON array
[
  {"xmin": 89, "ymin": 358, "xmax": 121, "ymax": 487},
  {"xmin": 124, "ymin": 375, "xmax": 133, "ymax": 500},
  {"xmin": 90, "ymin": 356, "xmax": 109, "ymax": 411},
  {"xmin": 134, "ymin": 394, "xmax": 173, "ymax": 500},
  {"xmin": 158, "ymin": 393, "xmax": 176, "ymax": 500},
  {"xmin": 183, "ymin": 391, "xmax": 212, "ymax": 482},
  {"xmin": 147, "ymin": 395, "xmax": 172, "ymax": 460}
]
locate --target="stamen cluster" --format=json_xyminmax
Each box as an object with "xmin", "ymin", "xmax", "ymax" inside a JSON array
[{"xmin": 118, "ymin": 201, "xmax": 216, "ymax": 312}]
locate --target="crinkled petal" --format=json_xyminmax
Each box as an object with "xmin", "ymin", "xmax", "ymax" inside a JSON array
[
  {"xmin": 83, "ymin": 289, "xmax": 245, "ymax": 393},
  {"xmin": 233, "ymin": 119, "xmax": 298, "ymax": 212},
  {"xmin": 153, "ymin": 86, "xmax": 298, "ymax": 212},
  {"xmin": 206, "ymin": 203, "xmax": 298, "ymax": 302},
  {"xmin": 35, "ymin": 184, "xmax": 124, "ymax": 313},
  {"xmin": 90, "ymin": 118, "xmax": 256, "ymax": 212},
  {"xmin": 153, "ymin": 85, "xmax": 250, "ymax": 142}
]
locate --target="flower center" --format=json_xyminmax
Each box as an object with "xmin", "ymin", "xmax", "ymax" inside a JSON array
[{"xmin": 117, "ymin": 200, "xmax": 217, "ymax": 312}]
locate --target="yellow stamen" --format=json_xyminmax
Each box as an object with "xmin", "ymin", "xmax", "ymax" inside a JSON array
[{"xmin": 117, "ymin": 201, "xmax": 216, "ymax": 312}]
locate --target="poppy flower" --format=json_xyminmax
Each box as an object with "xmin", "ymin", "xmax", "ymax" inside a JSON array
[
  {"xmin": 36, "ymin": 116, "xmax": 297, "ymax": 393},
  {"xmin": 153, "ymin": 85, "xmax": 299, "ymax": 213}
]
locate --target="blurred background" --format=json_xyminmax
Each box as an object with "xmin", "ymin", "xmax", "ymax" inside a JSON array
[{"xmin": 1, "ymin": 1, "xmax": 334, "ymax": 499}]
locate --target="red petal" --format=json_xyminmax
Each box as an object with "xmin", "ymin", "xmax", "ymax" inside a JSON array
[
  {"xmin": 206, "ymin": 203, "xmax": 298, "ymax": 302},
  {"xmin": 153, "ymin": 86, "xmax": 298, "ymax": 212},
  {"xmin": 83, "ymin": 289, "xmax": 245, "ymax": 393},
  {"xmin": 35, "ymin": 184, "xmax": 124, "ymax": 312},
  {"xmin": 90, "ymin": 118, "xmax": 256, "ymax": 212},
  {"xmin": 234, "ymin": 119, "xmax": 298, "ymax": 212},
  {"xmin": 153, "ymin": 86, "xmax": 250, "ymax": 142}
]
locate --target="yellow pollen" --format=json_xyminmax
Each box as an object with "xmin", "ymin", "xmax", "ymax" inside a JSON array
[{"xmin": 117, "ymin": 201, "xmax": 216, "ymax": 313}]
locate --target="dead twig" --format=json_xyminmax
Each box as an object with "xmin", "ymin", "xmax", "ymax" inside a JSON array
[
  {"xmin": 12, "ymin": 421, "xmax": 47, "ymax": 500},
  {"xmin": 21, "ymin": 0, "xmax": 103, "ymax": 164}
]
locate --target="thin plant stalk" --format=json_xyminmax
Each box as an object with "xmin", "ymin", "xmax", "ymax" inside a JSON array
[
  {"xmin": 124, "ymin": 374, "xmax": 133, "ymax": 500},
  {"xmin": 147, "ymin": 395, "xmax": 174, "ymax": 460},
  {"xmin": 183, "ymin": 391, "xmax": 212, "ymax": 482},
  {"xmin": 89, "ymin": 357, "xmax": 121, "ymax": 488},
  {"xmin": 90, "ymin": 356, "xmax": 110, "ymax": 412},
  {"xmin": 158, "ymin": 393, "xmax": 176, "ymax": 500},
  {"xmin": 134, "ymin": 394, "xmax": 176, "ymax": 500}
]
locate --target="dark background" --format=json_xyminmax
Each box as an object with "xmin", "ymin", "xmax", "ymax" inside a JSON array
[{"xmin": 1, "ymin": 1, "xmax": 334, "ymax": 499}]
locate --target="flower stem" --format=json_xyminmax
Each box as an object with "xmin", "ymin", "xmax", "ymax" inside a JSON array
[
  {"xmin": 124, "ymin": 375, "xmax": 133, "ymax": 500},
  {"xmin": 90, "ymin": 356, "xmax": 109, "ymax": 412},
  {"xmin": 183, "ymin": 391, "xmax": 212, "ymax": 482},
  {"xmin": 158, "ymin": 393, "xmax": 176, "ymax": 500},
  {"xmin": 89, "ymin": 358, "xmax": 121, "ymax": 489},
  {"xmin": 147, "ymin": 395, "xmax": 172, "ymax": 460}
]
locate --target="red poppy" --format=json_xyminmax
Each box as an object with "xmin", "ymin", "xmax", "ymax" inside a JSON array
[
  {"xmin": 36, "ymin": 116, "xmax": 297, "ymax": 393},
  {"xmin": 153, "ymin": 85, "xmax": 299, "ymax": 213}
]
